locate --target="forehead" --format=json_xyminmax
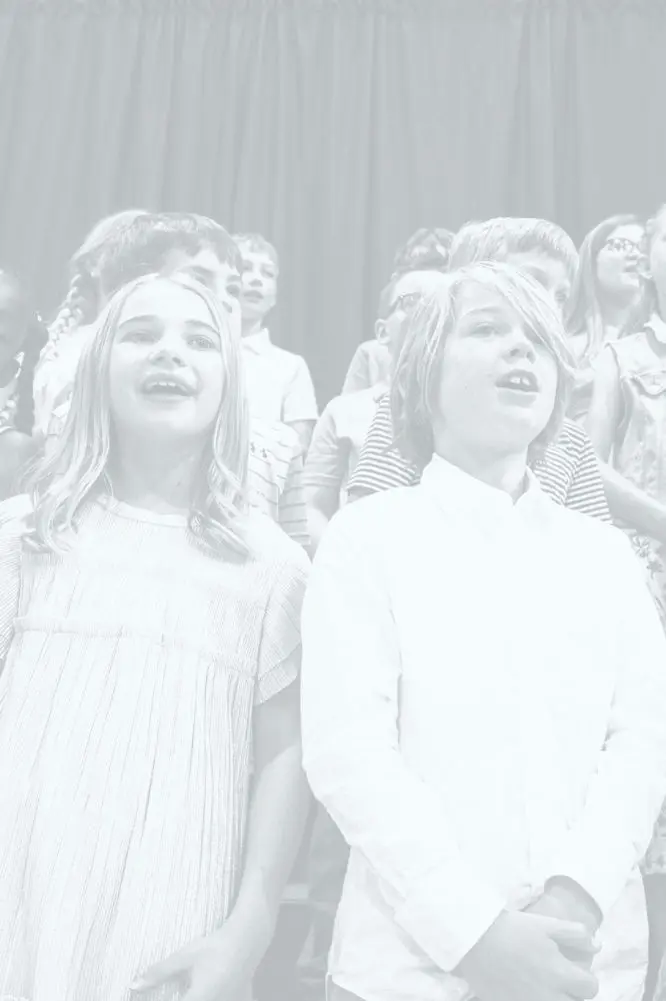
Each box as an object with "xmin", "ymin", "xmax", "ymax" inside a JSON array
[
  {"xmin": 456, "ymin": 282, "xmax": 512, "ymax": 317},
  {"xmin": 238, "ymin": 246, "xmax": 277, "ymax": 268},
  {"xmin": 119, "ymin": 280, "xmax": 216, "ymax": 326},
  {"xmin": 504, "ymin": 251, "xmax": 569, "ymax": 291},
  {"xmin": 162, "ymin": 246, "xmax": 238, "ymax": 279},
  {"xmin": 393, "ymin": 269, "xmax": 447, "ymax": 298},
  {"xmin": 606, "ymin": 223, "xmax": 644, "ymax": 244}
]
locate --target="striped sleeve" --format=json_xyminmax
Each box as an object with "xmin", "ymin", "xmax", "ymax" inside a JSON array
[
  {"xmin": 347, "ymin": 394, "xmax": 420, "ymax": 497},
  {"xmin": 562, "ymin": 423, "xmax": 611, "ymax": 522}
]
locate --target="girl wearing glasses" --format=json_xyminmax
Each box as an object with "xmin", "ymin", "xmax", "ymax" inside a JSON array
[{"xmin": 566, "ymin": 214, "xmax": 647, "ymax": 422}]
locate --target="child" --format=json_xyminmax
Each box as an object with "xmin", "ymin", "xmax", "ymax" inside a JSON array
[
  {"xmin": 0, "ymin": 269, "xmax": 48, "ymax": 497},
  {"xmin": 305, "ymin": 276, "xmax": 441, "ymax": 552},
  {"xmin": 234, "ymin": 233, "xmax": 318, "ymax": 452},
  {"xmin": 0, "ymin": 273, "xmax": 310, "ymax": 1001},
  {"xmin": 566, "ymin": 214, "xmax": 647, "ymax": 423},
  {"xmin": 341, "ymin": 227, "xmax": 453, "ymax": 395},
  {"xmin": 39, "ymin": 214, "xmax": 310, "ymax": 548},
  {"xmin": 348, "ymin": 217, "xmax": 610, "ymax": 524}
]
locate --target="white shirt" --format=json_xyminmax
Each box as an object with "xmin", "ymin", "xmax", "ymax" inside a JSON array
[
  {"xmin": 301, "ymin": 456, "xmax": 666, "ymax": 1001},
  {"xmin": 242, "ymin": 329, "xmax": 318, "ymax": 425}
]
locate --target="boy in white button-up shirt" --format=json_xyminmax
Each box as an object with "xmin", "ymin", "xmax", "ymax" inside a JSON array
[{"xmin": 301, "ymin": 262, "xmax": 666, "ymax": 1001}]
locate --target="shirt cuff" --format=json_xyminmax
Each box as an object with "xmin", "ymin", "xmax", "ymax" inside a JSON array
[
  {"xmin": 393, "ymin": 865, "xmax": 505, "ymax": 972},
  {"xmin": 547, "ymin": 838, "xmax": 638, "ymax": 918}
]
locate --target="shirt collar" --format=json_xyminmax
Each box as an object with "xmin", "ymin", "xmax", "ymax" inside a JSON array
[
  {"xmin": 242, "ymin": 328, "xmax": 272, "ymax": 355},
  {"xmin": 646, "ymin": 313, "xmax": 666, "ymax": 345},
  {"xmin": 420, "ymin": 453, "xmax": 549, "ymax": 524}
]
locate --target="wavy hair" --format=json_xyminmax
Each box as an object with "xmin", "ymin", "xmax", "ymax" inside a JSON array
[
  {"xmin": 565, "ymin": 214, "xmax": 645, "ymax": 360},
  {"xmin": 391, "ymin": 262, "xmax": 576, "ymax": 469},
  {"xmin": 25, "ymin": 274, "xmax": 250, "ymax": 560}
]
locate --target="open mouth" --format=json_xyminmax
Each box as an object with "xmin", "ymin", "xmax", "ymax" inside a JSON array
[
  {"xmin": 141, "ymin": 376, "xmax": 195, "ymax": 399},
  {"xmin": 495, "ymin": 369, "xmax": 540, "ymax": 394}
]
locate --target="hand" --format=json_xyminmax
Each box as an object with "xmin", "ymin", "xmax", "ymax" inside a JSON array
[
  {"xmin": 455, "ymin": 910, "xmax": 599, "ymax": 1001},
  {"xmin": 525, "ymin": 882, "xmax": 601, "ymax": 968},
  {"xmin": 524, "ymin": 892, "xmax": 600, "ymax": 968},
  {"xmin": 130, "ymin": 923, "xmax": 266, "ymax": 1001}
]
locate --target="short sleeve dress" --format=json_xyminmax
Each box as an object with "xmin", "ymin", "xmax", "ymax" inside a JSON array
[{"xmin": 0, "ymin": 496, "xmax": 309, "ymax": 1001}]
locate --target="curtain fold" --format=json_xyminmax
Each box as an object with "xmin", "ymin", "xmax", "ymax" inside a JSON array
[{"xmin": 1, "ymin": 0, "xmax": 665, "ymax": 405}]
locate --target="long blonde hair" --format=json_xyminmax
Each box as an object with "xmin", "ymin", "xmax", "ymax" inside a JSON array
[
  {"xmin": 25, "ymin": 274, "xmax": 251, "ymax": 560},
  {"xmin": 391, "ymin": 262, "xmax": 576, "ymax": 468}
]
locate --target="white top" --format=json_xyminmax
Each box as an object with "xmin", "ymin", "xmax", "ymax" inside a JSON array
[
  {"xmin": 301, "ymin": 455, "xmax": 666, "ymax": 1001},
  {"xmin": 242, "ymin": 329, "xmax": 318, "ymax": 425}
]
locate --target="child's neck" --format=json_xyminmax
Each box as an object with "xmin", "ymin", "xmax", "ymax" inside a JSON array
[
  {"xmin": 241, "ymin": 317, "xmax": 264, "ymax": 339},
  {"xmin": 108, "ymin": 442, "xmax": 204, "ymax": 515}
]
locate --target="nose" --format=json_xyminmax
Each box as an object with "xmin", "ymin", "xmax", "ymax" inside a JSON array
[
  {"xmin": 504, "ymin": 326, "xmax": 537, "ymax": 363},
  {"xmin": 149, "ymin": 330, "xmax": 186, "ymax": 366}
]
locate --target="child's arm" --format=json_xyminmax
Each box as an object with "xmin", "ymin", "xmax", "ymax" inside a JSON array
[{"xmin": 131, "ymin": 678, "xmax": 311, "ymax": 1001}]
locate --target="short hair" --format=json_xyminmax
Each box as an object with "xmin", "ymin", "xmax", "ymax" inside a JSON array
[
  {"xmin": 391, "ymin": 262, "xmax": 576, "ymax": 469},
  {"xmin": 450, "ymin": 217, "xmax": 579, "ymax": 285},
  {"xmin": 233, "ymin": 232, "xmax": 279, "ymax": 271},
  {"xmin": 100, "ymin": 213, "xmax": 241, "ymax": 300},
  {"xmin": 566, "ymin": 214, "xmax": 645, "ymax": 359},
  {"xmin": 392, "ymin": 228, "xmax": 454, "ymax": 276}
]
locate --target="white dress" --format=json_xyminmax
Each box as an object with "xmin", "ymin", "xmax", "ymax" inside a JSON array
[{"xmin": 0, "ymin": 497, "xmax": 309, "ymax": 1001}]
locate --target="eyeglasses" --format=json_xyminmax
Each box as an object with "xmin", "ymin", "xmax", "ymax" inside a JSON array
[
  {"xmin": 386, "ymin": 291, "xmax": 423, "ymax": 318},
  {"xmin": 603, "ymin": 237, "xmax": 643, "ymax": 255}
]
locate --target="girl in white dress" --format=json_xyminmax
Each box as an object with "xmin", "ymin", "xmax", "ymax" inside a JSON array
[{"xmin": 0, "ymin": 274, "xmax": 310, "ymax": 1001}]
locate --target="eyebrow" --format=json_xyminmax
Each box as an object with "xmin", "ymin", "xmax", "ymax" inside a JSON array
[{"xmin": 117, "ymin": 314, "xmax": 219, "ymax": 336}]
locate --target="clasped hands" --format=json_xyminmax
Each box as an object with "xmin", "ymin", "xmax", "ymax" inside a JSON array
[{"xmin": 456, "ymin": 878, "xmax": 601, "ymax": 1001}]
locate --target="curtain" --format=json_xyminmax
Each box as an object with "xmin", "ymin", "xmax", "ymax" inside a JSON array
[{"xmin": 1, "ymin": 0, "xmax": 665, "ymax": 407}]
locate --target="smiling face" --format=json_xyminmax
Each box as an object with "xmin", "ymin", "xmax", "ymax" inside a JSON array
[
  {"xmin": 595, "ymin": 223, "xmax": 644, "ymax": 298},
  {"xmin": 238, "ymin": 247, "xmax": 278, "ymax": 323},
  {"xmin": 108, "ymin": 279, "xmax": 225, "ymax": 448},
  {"xmin": 432, "ymin": 282, "xmax": 558, "ymax": 459}
]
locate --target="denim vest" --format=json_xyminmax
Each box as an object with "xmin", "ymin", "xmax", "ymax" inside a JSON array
[{"xmin": 609, "ymin": 315, "xmax": 666, "ymax": 505}]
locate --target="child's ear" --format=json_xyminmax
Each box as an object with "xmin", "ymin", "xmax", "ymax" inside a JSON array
[{"xmin": 375, "ymin": 319, "xmax": 388, "ymax": 345}]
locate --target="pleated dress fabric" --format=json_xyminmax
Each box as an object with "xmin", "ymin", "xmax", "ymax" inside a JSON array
[{"xmin": 0, "ymin": 496, "xmax": 308, "ymax": 1001}]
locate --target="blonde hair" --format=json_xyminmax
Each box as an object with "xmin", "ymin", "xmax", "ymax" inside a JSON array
[
  {"xmin": 391, "ymin": 262, "xmax": 576, "ymax": 468},
  {"xmin": 233, "ymin": 232, "xmax": 279, "ymax": 272},
  {"xmin": 450, "ymin": 217, "xmax": 579, "ymax": 285},
  {"xmin": 25, "ymin": 274, "xmax": 251, "ymax": 560}
]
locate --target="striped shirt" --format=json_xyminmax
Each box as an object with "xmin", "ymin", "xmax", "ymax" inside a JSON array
[{"xmin": 347, "ymin": 393, "xmax": 611, "ymax": 521}]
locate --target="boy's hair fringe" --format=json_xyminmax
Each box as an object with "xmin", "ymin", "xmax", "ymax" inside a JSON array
[{"xmin": 391, "ymin": 262, "xmax": 576, "ymax": 470}]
